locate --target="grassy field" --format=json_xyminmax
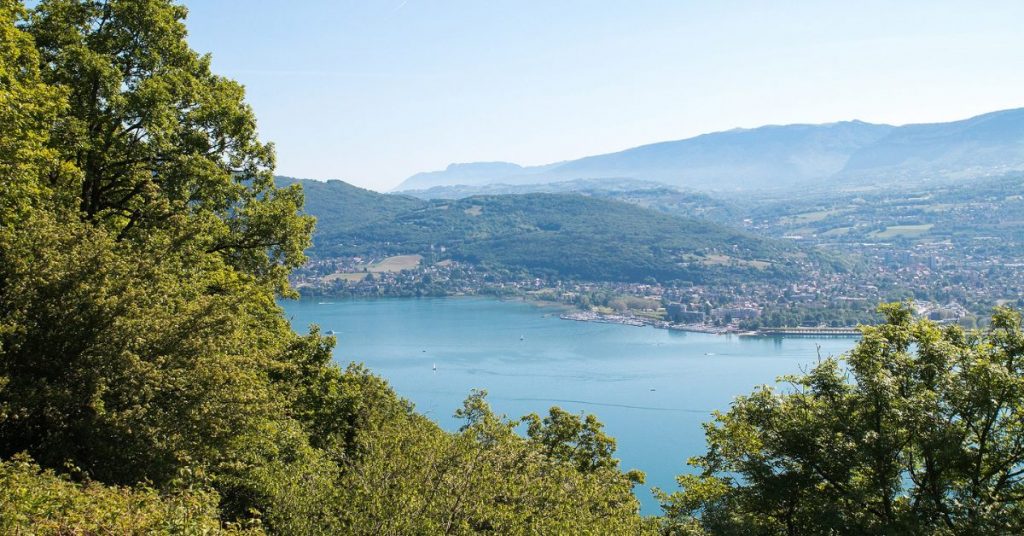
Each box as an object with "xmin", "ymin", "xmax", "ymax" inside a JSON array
[
  {"xmin": 869, "ymin": 224, "xmax": 934, "ymax": 239},
  {"xmin": 780, "ymin": 208, "xmax": 848, "ymax": 225},
  {"xmin": 323, "ymin": 272, "xmax": 367, "ymax": 283},
  {"xmin": 367, "ymin": 254, "xmax": 423, "ymax": 272},
  {"xmin": 323, "ymin": 255, "xmax": 424, "ymax": 283},
  {"xmin": 635, "ymin": 310, "xmax": 666, "ymax": 321},
  {"xmin": 700, "ymin": 254, "xmax": 772, "ymax": 270},
  {"xmin": 821, "ymin": 226, "xmax": 853, "ymax": 237}
]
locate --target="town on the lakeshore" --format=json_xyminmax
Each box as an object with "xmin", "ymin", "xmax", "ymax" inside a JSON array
[{"xmin": 291, "ymin": 235, "xmax": 1016, "ymax": 335}]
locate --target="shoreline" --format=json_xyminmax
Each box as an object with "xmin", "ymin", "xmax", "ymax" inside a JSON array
[
  {"xmin": 559, "ymin": 310, "xmax": 862, "ymax": 338},
  {"xmin": 559, "ymin": 311, "xmax": 739, "ymax": 334},
  {"xmin": 296, "ymin": 294, "xmax": 862, "ymax": 338}
]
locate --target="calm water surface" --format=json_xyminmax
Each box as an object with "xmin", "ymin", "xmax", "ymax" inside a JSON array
[{"xmin": 282, "ymin": 296, "xmax": 857, "ymax": 514}]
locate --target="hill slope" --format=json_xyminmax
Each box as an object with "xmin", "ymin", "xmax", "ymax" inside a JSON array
[
  {"xmin": 395, "ymin": 108, "xmax": 1024, "ymax": 192},
  {"xmin": 840, "ymin": 108, "xmax": 1024, "ymax": 180},
  {"xmin": 548, "ymin": 121, "xmax": 893, "ymax": 190},
  {"xmin": 401, "ymin": 178, "xmax": 738, "ymax": 223},
  {"xmin": 300, "ymin": 182, "xmax": 813, "ymax": 283},
  {"xmin": 276, "ymin": 176, "xmax": 425, "ymax": 232}
]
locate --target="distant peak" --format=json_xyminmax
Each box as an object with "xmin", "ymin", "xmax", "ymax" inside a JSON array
[
  {"xmin": 444, "ymin": 161, "xmax": 523, "ymax": 171},
  {"xmin": 396, "ymin": 107, "xmax": 1024, "ymax": 193}
]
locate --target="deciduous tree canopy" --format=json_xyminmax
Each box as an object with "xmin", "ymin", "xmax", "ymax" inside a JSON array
[
  {"xmin": 0, "ymin": 1, "xmax": 651, "ymax": 533},
  {"xmin": 661, "ymin": 304, "xmax": 1024, "ymax": 535}
]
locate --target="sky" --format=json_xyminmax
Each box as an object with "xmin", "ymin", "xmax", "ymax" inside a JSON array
[{"xmin": 183, "ymin": 0, "xmax": 1024, "ymax": 191}]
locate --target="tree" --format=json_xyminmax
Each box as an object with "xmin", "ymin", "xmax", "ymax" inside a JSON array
[
  {"xmin": 0, "ymin": 0, "xmax": 323, "ymax": 522},
  {"xmin": 660, "ymin": 304, "xmax": 1024, "ymax": 535},
  {"xmin": 0, "ymin": 1, "xmax": 655, "ymax": 532},
  {"xmin": 0, "ymin": 0, "xmax": 69, "ymax": 225},
  {"xmin": 27, "ymin": 0, "xmax": 312, "ymax": 294},
  {"xmin": 524, "ymin": 406, "xmax": 638, "ymax": 478},
  {"xmin": 332, "ymin": 390, "xmax": 653, "ymax": 535}
]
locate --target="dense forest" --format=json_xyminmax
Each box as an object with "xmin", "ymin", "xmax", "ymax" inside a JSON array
[{"xmin": 3, "ymin": 1, "xmax": 1024, "ymax": 535}]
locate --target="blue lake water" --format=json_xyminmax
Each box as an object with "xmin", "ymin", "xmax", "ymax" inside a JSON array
[{"xmin": 281, "ymin": 296, "xmax": 857, "ymax": 514}]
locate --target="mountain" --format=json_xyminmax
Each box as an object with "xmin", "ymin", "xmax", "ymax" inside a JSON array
[
  {"xmin": 394, "ymin": 108, "xmax": 1024, "ymax": 192},
  {"xmin": 400, "ymin": 177, "xmax": 674, "ymax": 199},
  {"xmin": 840, "ymin": 108, "xmax": 1024, "ymax": 180},
  {"xmin": 546, "ymin": 121, "xmax": 893, "ymax": 190},
  {"xmin": 292, "ymin": 179, "xmax": 817, "ymax": 283},
  {"xmin": 400, "ymin": 162, "xmax": 552, "ymax": 189}
]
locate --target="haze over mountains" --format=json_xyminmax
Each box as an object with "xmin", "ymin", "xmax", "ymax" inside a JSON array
[{"xmin": 395, "ymin": 108, "xmax": 1024, "ymax": 192}]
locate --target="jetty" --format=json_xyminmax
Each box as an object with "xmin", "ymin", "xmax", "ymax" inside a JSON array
[{"xmin": 755, "ymin": 327, "xmax": 862, "ymax": 337}]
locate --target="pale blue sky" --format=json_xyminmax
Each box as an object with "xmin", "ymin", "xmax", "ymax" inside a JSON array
[{"xmin": 184, "ymin": 1, "xmax": 1024, "ymax": 191}]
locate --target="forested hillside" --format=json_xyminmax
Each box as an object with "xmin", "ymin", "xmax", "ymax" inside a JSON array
[
  {"xmin": 397, "ymin": 178, "xmax": 739, "ymax": 224},
  {"xmin": 0, "ymin": 1, "xmax": 651, "ymax": 533},
  {"xmin": 288, "ymin": 176, "xmax": 808, "ymax": 283},
  {"xmin": 276, "ymin": 176, "xmax": 424, "ymax": 235}
]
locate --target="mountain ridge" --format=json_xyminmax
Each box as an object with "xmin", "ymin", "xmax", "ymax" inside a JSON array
[{"xmin": 394, "ymin": 108, "xmax": 1024, "ymax": 192}]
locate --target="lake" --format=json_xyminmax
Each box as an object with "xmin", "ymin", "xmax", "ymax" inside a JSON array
[{"xmin": 282, "ymin": 296, "xmax": 857, "ymax": 514}]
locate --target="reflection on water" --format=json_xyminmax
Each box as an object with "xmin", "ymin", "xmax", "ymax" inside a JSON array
[{"xmin": 282, "ymin": 296, "xmax": 857, "ymax": 514}]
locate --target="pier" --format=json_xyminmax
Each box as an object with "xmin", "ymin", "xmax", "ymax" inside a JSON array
[{"xmin": 756, "ymin": 327, "xmax": 862, "ymax": 337}]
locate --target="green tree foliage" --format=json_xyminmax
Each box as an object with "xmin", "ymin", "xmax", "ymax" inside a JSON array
[
  {"xmin": 0, "ymin": 1, "xmax": 652, "ymax": 532},
  {"xmin": 0, "ymin": 0, "xmax": 69, "ymax": 223},
  {"xmin": 661, "ymin": 304, "xmax": 1024, "ymax": 535},
  {"xmin": 27, "ymin": 0, "xmax": 313, "ymax": 293},
  {"xmin": 332, "ymin": 391, "xmax": 653, "ymax": 535},
  {"xmin": 524, "ymin": 406, "xmax": 634, "ymax": 477},
  {"xmin": 0, "ymin": 454, "xmax": 257, "ymax": 534},
  {"xmin": 1, "ymin": 0, "xmax": 314, "ymax": 493}
]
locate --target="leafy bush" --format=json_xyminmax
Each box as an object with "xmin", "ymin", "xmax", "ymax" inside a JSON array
[{"xmin": 0, "ymin": 454, "xmax": 258, "ymax": 534}]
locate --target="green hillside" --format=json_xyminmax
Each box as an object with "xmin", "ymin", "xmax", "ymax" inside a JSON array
[
  {"xmin": 400, "ymin": 178, "xmax": 740, "ymax": 224},
  {"xmin": 307, "ymin": 187, "xmax": 810, "ymax": 283},
  {"xmin": 275, "ymin": 176, "xmax": 424, "ymax": 232}
]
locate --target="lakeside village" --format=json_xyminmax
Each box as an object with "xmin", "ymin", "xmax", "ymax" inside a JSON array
[{"xmin": 289, "ymin": 251, "xmax": 1012, "ymax": 336}]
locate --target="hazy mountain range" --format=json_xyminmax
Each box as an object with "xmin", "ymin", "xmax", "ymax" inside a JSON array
[{"xmin": 395, "ymin": 108, "xmax": 1024, "ymax": 192}]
